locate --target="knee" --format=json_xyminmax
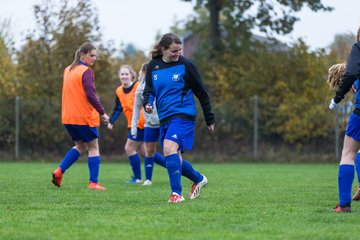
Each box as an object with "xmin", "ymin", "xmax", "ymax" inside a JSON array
[
  {"xmin": 145, "ymin": 149, "xmax": 155, "ymax": 157},
  {"xmin": 124, "ymin": 145, "xmax": 134, "ymax": 155},
  {"xmin": 163, "ymin": 144, "xmax": 177, "ymax": 156}
]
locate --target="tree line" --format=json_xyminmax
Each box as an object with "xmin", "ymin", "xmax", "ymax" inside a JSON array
[{"xmin": 0, "ymin": 0, "xmax": 354, "ymax": 161}]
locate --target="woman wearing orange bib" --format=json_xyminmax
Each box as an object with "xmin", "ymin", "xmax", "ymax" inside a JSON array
[
  {"xmin": 108, "ymin": 65, "xmax": 145, "ymax": 183},
  {"xmin": 51, "ymin": 42, "xmax": 109, "ymax": 190}
]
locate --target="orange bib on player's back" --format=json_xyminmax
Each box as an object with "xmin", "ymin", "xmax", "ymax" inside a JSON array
[{"xmin": 62, "ymin": 65, "xmax": 100, "ymax": 127}]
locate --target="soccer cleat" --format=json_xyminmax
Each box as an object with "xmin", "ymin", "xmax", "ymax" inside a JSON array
[
  {"xmin": 332, "ymin": 203, "xmax": 351, "ymax": 213},
  {"xmin": 189, "ymin": 175, "xmax": 208, "ymax": 200},
  {"xmin": 88, "ymin": 182, "xmax": 106, "ymax": 190},
  {"xmin": 143, "ymin": 180, "xmax": 152, "ymax": 186},
  {"xmin": 126, "ymin": 178, "xmax": 143, "ymax": 184},
  {"xmin": 168, "ymin": 192, "xmax": 185, "ymax": 203},
  {"xmin": 352, "ymin": 187, "xmax": 360, "ymax": 201},
  {"xmin": 51, "ymin": 168, "xmax": 63, "ymax": 188}
]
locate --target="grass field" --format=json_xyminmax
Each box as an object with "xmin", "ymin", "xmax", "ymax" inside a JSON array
[{"xmin": 0, "ymin": 162, "xmax": 359, "ymax": 240}]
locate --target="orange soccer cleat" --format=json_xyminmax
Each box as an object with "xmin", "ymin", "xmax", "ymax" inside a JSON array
[
  {"xmin": 332, "ymin": 203, "xmax": 351, "ymax": 213},
  {"xmin": 88, "ymin": 182, "xmax": 106, "ymax": 190},
  {"xmin": 51, "ymin": 168, "xmax": 63, "ymax": 188}
]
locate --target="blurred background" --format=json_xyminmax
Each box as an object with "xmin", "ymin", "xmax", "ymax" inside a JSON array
[{"xmin": 0, "ymin": 0, "xmax": 357, "ymax": 162}]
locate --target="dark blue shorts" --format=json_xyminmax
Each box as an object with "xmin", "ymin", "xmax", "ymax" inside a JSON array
[
  {"xmin": 64, "ymin": 124, "xmax": 99, "ymax": 143},
  {"xmin": 128, "ymin": 128, "xmax": 144, "ymax": 141},
  {"xmin": 346, "ymin": 113, "xmax": 360, "ymax": 141},
  {"xmin": 144, "ymin": 127, "xmax": 160, "ymax": 142},
  {"xmin": 160, "ymin": 118, "xmax": 195, "ymax": 152}
]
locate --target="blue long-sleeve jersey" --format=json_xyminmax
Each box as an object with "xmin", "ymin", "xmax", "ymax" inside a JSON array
[{"xmin": 143, "ymin": 55, "xmax": 215, "ymax": 126}]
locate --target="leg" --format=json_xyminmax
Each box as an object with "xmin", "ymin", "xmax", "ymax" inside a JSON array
[
  {"xmin": 85, "ymin": 139, "xmax": 105, "ymax": 190},
  {"xmin": 51, "ymin": 141, "xmax": 85, "ymax": 188},
  {"xmin": 164, "ymin": 140, "xmax": 183, "ymax": 199},
  {"xmin": 335, "ymin": 135, "xmax": 359, "ymax": 212},
  {"xmin": 353, "ymin": 151, "xmax": 360, "ymax": 200},
  {"xmin": 125, "ymin": 138, "xmax": 143, "ymax": 182},
  {"xmin": 143, "ymin": 141, "xmax": 157, "ymax": 183}
]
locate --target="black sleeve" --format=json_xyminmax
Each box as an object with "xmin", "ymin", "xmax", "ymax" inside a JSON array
[
  {"xmin": 334, "ymin": 43, "xmax": 360, "ymax": 103},
  {"xmin": 142, "ymin": 62, "xmax": 153, "ymax": 109},
  {"xmin": 185, "ymin": 59, "xmax": 215, "ymax": 126}
]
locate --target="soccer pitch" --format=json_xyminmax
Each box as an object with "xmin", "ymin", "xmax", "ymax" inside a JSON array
[{"xmin": 0, "ymin": 162, "xmax": 358, "ymax": 239}]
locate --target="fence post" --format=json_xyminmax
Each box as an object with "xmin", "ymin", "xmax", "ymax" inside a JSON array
[
  {"xmin": 253, "ymin": 95, "xmax": 258, "ymax": 159},
  {"xmin": 15, "ymin": 96, "xmax": 19, "ymax": 158}
]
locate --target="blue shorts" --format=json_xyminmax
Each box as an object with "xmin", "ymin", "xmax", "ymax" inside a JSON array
[
  {"xmin": 64, "ymin": 124, "xmax": 99, "ymax": 143},
  {"xmin": 346, "ymin": 113, "xmax": 360, "ymax": 141},
  {"xmin": 144, "ymin": 127, "xmax": 160, "ymax": 142},
  {"xmin": 160, "ymin": 118, "xmax": 195, "ymax": 152},
  {"xmin": 128, "ymin": 128, "xmax": 144, "ymax": 141}
]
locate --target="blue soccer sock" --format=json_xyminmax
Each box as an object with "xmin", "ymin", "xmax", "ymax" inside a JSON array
[
  {"xmin": 59, "ymin": 148, "xmax": 80, "ymax": 173},
  {"xmin": 144, "ymin": 156, "xmax": 155, "ymax": 180},
  {"xmin": 129, "ymin": 153, "xmax": 142, "ymax": 180},
  {"xmin": 338, "ymin": 164, "xmax": 354, "ymax": 207},
  {"xmin": 165, "ymin": 154, "xmax": 182, "ymax": 195},
  {"xmin": 181, "ymin": 160, "xmax": 203, "ymax": 183},
  {"xmin": 88, "ymin": 156, "xmax": 100, "ymax": 183},
  {"xmin": 355, "ymin": 153, "xmax": 360, "ymax": 185},
  {"xmin": 154, "ymin": 152, "xmax": 166, "ymax": 167}
]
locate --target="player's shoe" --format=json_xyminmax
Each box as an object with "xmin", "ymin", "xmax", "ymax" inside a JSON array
[
  {"xmin": 126, "ymin": 178, "xmax": 143, "ymax": 184},
  {"xmin": 189, "ymin": 175, "xmax": 208, "ymax": 199},
  {"xmin": 168, "ymin": 192, "xmax": 185, "ymax": 203},
  {"xmin": 143, "ymin": 180, "xmax": 152, "ymax": 186},
  {"xmin": 51, "ymin": 168, "xmax": 63, "ymax": 188},
  {"xmin": 88, "ymin": 182, "xmax": 106, "ymax": 190},
  {"xmin": 332, "ymin": 203, "xmax": 351, "ymax": 213},
  {"xmin": 352, "ymin": 187, "xmax": 360, "ymax": 201}
]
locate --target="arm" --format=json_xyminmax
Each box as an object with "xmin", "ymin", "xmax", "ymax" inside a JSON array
[
  {"xmin": 82, "ymin": 69, "xmax": 109, "ymax": 124},
  {"xmin": 108, "ymin": 96, "xmax": 123, "ymax": 129},
  {"xmin": 143, "ymin": 63, "xmax": 153, "ymax": 113},
  {"xmin": 82, "ymin": 69, "xmax": 105, "ymax": 115},
  {"xmin": 334, "ymin": 43, "xmax": 360, "ymax": 104},
  {"xmin": 131, "ymin": 86, "xmax": 144, "ymax": 136},
  {"xmin": 185, "ymin": 60, "xmax": 215, "ymax": 128}
]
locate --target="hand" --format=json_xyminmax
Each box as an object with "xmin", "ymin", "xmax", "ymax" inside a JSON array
[
  {"xmin": 208, "ymin": 124, "xmax": 215, "ymax": 133},
  {"xmin": 145, "ymin": 104, "xmax": 153, "ymax": 114},
  {"xmin": 131, "ymin": 129, "xmax": 137, "ymax": 138},
  {"xmin": 329, "ymin": 99, "xmax": 337, "ymax": 110},
  {"xmin": 107, "ymin": 123, "xmax": 113, "ymax": 130},
  {"xmin": 101, "ymin": 114, "xmax": 109, "ymax": 125}
]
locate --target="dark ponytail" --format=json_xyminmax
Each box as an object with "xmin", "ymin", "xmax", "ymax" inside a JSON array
[{"xmin": 150, "ymin": 33, "xmax": 182, "ymax": 59}]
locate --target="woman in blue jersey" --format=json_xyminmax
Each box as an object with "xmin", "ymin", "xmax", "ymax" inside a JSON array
[
  {"xmin": 132, "ymin": 62, "xmax": 212, "ymax": 188},
  {"xmin": 327, "ymin": 63, "xmax": 360, "ymax": 202},
  {"xmin": 143, "ymin": 33, "xmax": 215, "ymax": 203},
  {"xmin": 329, "ymin": 37, "xmax": 360, "ymax": 212}
]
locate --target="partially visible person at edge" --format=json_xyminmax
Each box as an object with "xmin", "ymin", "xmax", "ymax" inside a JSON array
[
  {"xmin": 327, "ymin": 62, "xmax": 360, "ymax": 203},
  {"xmin": 108, "ymin": 64, "xmax": 146, "ymax": 183},
  {"xmin": 132, "ymin": 62, "xmax": 210, "ymax": 187},
  {"xmin": 328, "ymin": 28, "xmax": 360, "ymax": 213},
  {"xmin": 52, "ymin": 42, "xmax": 109, "ymax": 190},
  {"xmin": 143, "ymin": 33, "xmax": 215, "ymax": 203}
]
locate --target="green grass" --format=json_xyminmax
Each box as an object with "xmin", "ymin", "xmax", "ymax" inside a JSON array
[{"xmin": 0, "ymin": 162, "xmax": 358, "ymax": 240}]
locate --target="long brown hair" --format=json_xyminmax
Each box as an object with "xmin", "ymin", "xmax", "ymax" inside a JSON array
[
  {"xmin": 150, "ymin": 33, "xmax": 182, "ymax": 59},
  {"xmin": 327, "ymin": 63, "xmax": 346, "ymax": 90},
  {"xmin": 69, "ymin": 42, "xmax": 96, "ymax": 70}
]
